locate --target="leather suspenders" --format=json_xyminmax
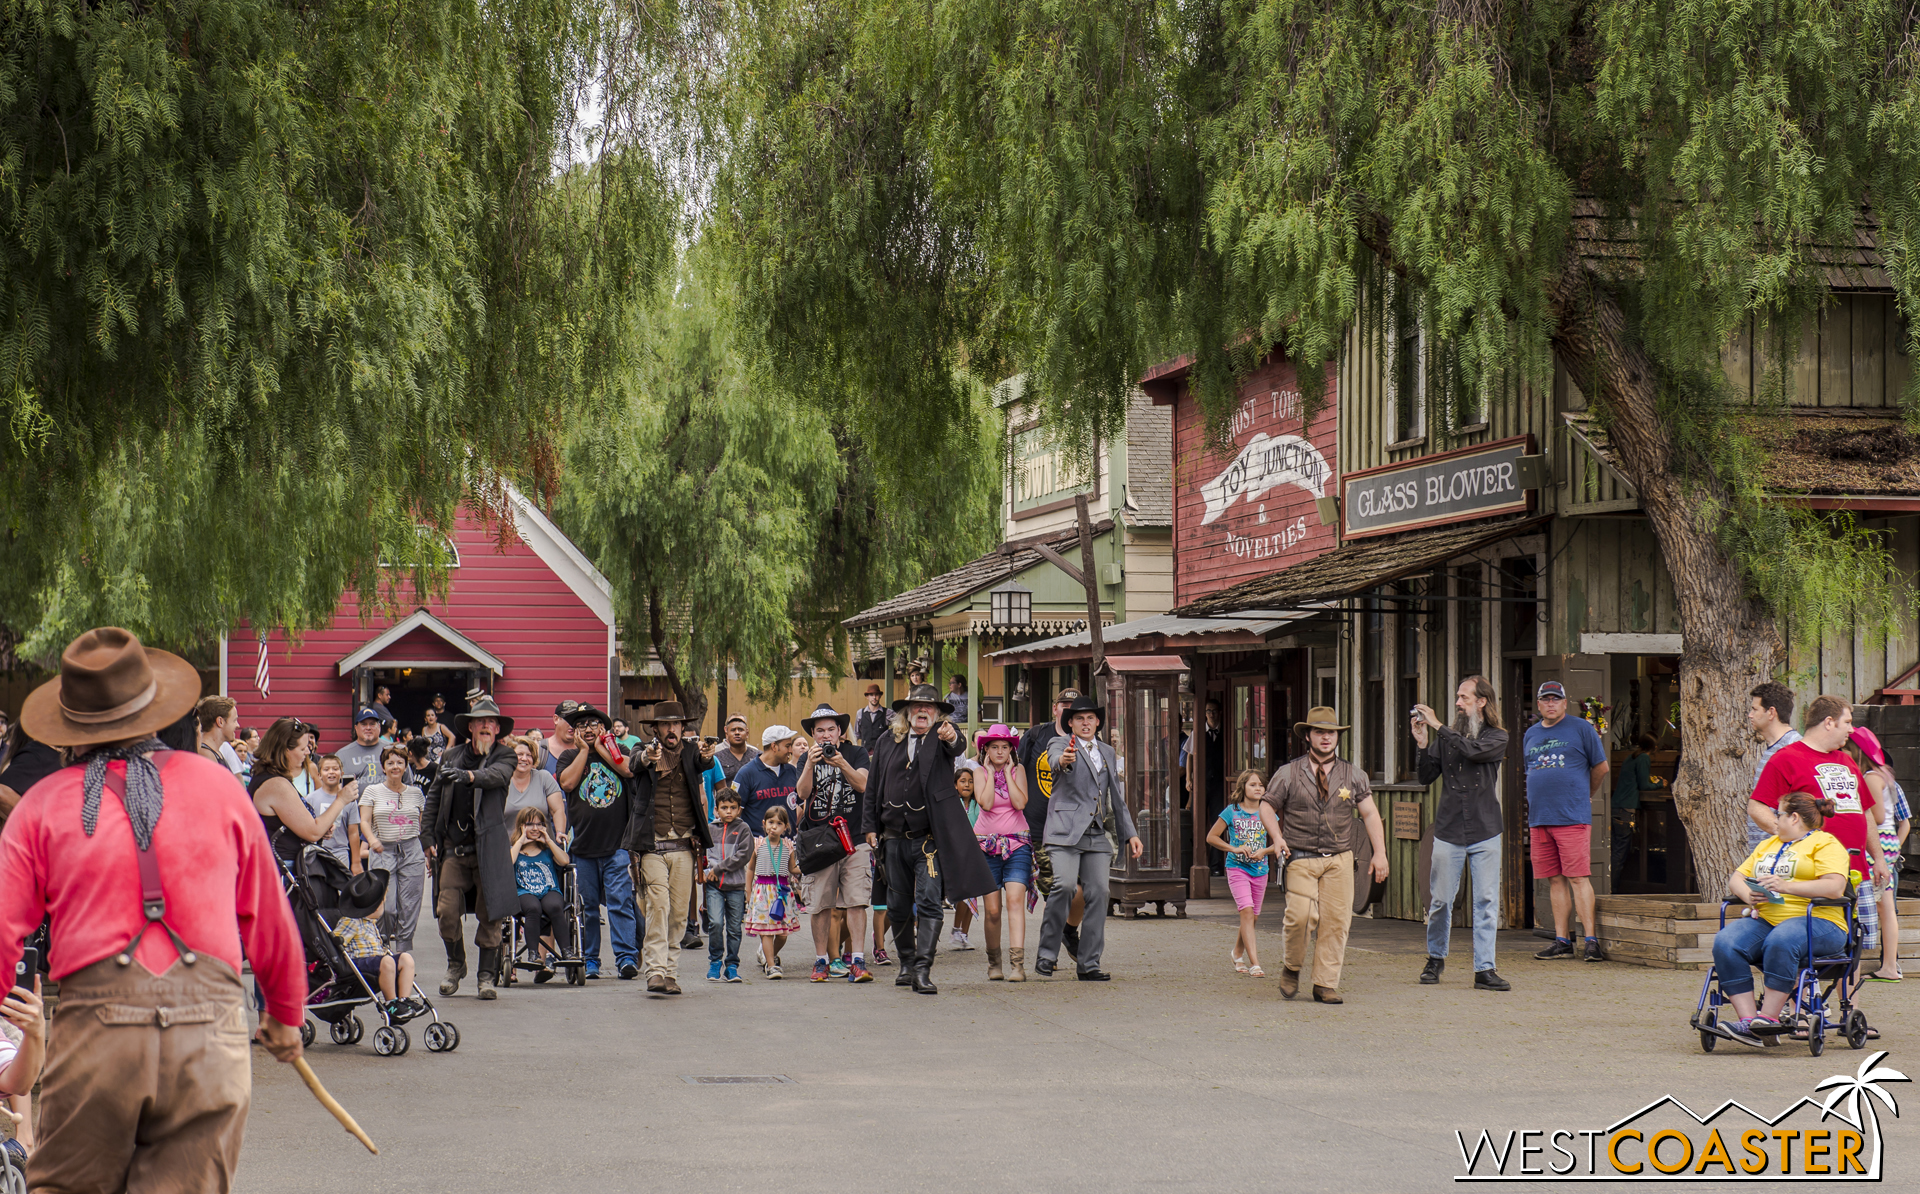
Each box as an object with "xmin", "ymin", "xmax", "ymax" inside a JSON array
[{"xmin": 102, "ymin": 763, "xmax": 199, "ymax": 968}]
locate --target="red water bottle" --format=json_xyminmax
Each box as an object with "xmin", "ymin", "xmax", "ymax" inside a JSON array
[{"xmin": 830, "ymin": 816, "xmax": 854, "ymax": 854}]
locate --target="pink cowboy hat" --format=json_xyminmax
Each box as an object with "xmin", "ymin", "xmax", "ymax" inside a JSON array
[
  {"xmin": 1850, "ymin": 725, "xmax": 1890, "ymax": 769},
  {"xmin": 975, "ymin": 723, "xmax": 1021, "ymax": 747}
]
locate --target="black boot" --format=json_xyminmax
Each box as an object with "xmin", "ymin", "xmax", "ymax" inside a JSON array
[
  {"xmin": 439, "ymin": 938, "xmax": 467, "ymax": 996},
  {"xmin": 912, "ymin": 916, "xmax": 942, "ymax": 994},
  {"xmin": 892, "ymin": 914, "xmax": 917, "ymax": 987},
  {"xmin": 477, "ymin": 946, "xmax": 501, "ymax": 1000}
]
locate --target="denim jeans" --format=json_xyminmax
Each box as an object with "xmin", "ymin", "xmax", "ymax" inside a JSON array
[
  {"xmin": 706, "ymin": 887, "xmax": 746, "ymax": 968},
  {"xmin": 1712, "ymin": 912, "xmax": 1849, "ymax": 996},
  {"xmin": 573, "ymin": 850, "xmax": 638, "ymax": 973},
  {"xmin": 1427, "ymin": 834, "xmax": 1502, "ymax": 971}
]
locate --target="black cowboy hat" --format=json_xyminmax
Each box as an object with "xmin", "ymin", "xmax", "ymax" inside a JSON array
[
  {"xmin": 454, "ymin": 693, "xmax": 515, "ymax": 737},
  {"xmin": 339, "ymin": 868, "xmax": 391, "ymax": 920},
  {"xmin": 891, "ymin": 683, "xmax": 953, "ymax": 716},
  {"xmin": 803, "ymin": 703, "xmax": 850, "ymax": 733},
  {"xmin": 1059, "ymin": 692, "xmax": 1105, "ymax": 728},
  {"xmin": 564, "ymin": 703, "xmax": 614, "ymax": 728}
]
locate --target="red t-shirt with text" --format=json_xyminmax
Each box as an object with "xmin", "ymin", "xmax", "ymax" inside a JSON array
[{"xmin": 1751, "ymin": 741, "xmax": 1877, "ymax": 872}]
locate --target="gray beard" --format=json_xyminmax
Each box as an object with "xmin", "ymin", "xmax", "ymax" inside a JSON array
[{"xmin": 1452, "ymin": 711, "xmax": 1485, "ymax": 740}]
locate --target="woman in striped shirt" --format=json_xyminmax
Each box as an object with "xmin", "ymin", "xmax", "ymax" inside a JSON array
[{"xmin": 360, "ymin": 746, "xmax": 428, "ymax": 953}]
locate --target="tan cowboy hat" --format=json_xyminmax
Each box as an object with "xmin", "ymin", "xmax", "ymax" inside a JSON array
[
  {"xmin": 1293, "ymin": 706, "xmax": 1349, "ymax": 734},
  {"xmin": 21, "ymin": 627, "xmax": 202, "ymax": 748}
]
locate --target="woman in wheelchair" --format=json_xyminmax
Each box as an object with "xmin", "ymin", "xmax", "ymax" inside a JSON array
[
  {"xmin": 1713, "ymin": 792, "xmax": 1850, "ymax": 1046},
  {"xmin": 512, "ymin": 807, "xmax": 571, "ymax": 979}
]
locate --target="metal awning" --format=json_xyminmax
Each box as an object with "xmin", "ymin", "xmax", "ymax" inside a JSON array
[
  {"xmin": 1172, "ymin": 514, "xmax": 1551, "ymax": 618},
  {"xmin": 989, "ymin": 611, "xmax": 1306, "ymax": 667},
  {"xmin": 1100, "ymin": 654, "xmax": 1190, "ymax": 674}
]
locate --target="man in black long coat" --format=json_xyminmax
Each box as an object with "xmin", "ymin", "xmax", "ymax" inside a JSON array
[
  {"xmin": 424, "ymin": 693, "xmax": 519, "ymax": 999},
  {"xmin": 862, "ymin": 684, "xmax": 996, "ymax": 994}
]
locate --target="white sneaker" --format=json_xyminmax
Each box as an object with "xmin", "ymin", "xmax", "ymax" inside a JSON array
[
  {"xmin": 767, "ymin": 964, "xmax": 783, "ymax": 980},
  {"xmin": 951, "ymin": 930, "xmax": 973, "ymax": 951}
]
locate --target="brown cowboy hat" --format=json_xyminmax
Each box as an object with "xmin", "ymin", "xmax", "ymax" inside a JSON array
[
  {"xmin": 21, "ymin": 627, "xmax": 203, "ymax": 748},
  {"xmin": 645, "ymin": 700, "xmax": 689, "ymax": 725},
  {"xmin": 1293, "ymin": 706, "xmax": 1349, "ymax": 734}
]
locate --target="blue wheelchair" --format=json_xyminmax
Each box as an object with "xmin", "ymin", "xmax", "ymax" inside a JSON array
[{"xmin": 1691, "ymin": 883, "xmax": 1871, "ymax": 1057}]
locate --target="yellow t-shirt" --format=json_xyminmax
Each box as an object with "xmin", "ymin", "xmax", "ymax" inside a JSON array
[{"xmin": 1738, "ymin": 830, "xmax": 1851, "ymax": 929}]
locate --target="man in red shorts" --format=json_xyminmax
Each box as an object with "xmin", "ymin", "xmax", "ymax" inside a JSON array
[{"xmin": 1523, "ymin": 681, "xmax": 1611, "ymax": 962}]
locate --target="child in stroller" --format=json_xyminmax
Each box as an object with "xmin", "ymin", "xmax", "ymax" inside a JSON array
[{"xmin": 331, "ymin": 889, "xmax": 420, "ymax": 1022}]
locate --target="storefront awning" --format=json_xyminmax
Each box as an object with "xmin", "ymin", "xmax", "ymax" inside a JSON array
[
  {"xmin": 1564, "ymin": 409, "xmax": 1920, "ymax": 511},
  {"xmin": 1172, "ymin": 514, "xmax": 1551, "ymax": 618},
  {"xmin": 842, "ymin": 521, "xmax": 1116, "ymax": 634},
  {"xmin": 989, "ymin": 611, "xmax": 1306, "ymax": 667},
  {"xmin": 1100, "ymin": 654, "xmax": 1190, "ymax": 674}
]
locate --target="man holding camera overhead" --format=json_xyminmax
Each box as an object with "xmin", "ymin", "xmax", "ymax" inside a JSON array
[{"xmin": 794, "ymin": 703, "xmax": 873, "ymax": 983}]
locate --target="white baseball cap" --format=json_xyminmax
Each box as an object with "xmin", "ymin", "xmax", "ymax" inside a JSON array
[{"xmin": 761, "ymin": 724, "xmax": 797, "ymax": 748}]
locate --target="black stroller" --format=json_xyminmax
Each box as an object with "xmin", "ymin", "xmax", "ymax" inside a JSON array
[
  {"xmin": 279, "ymin": 842, "xmax": 461, "ymax": 1056},
  {"xmin": 502, "ymin": 852, "xmax": 588, "ymax": 987}
]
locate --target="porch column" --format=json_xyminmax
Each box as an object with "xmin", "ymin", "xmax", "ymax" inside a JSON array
[
  {"xmin": 1190, "ymin": 655, "xmax": 1211, "ymax": 901},
  {"xmin": 884, "ymin": 645, "xmax": 896, "ymax": 705},
  {"xmin": 966, "ymin": 631, "xmax": 981, "ymax": 735}
]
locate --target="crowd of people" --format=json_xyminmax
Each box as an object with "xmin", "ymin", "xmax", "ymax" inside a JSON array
[{"xmin": 0, "ymin": 625, "xmax": 1915, "ymax": 1184}]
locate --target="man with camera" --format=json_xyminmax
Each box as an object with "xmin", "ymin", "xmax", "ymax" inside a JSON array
[
  {"xmin": 621, "ymin": 701, "xmax": 717, "ymax": 994},
  {"xmin": 556, "ymin": 704, "xmax": 641, "ymax": 979},
  {"xmin": 1412, "ymin": 675, "xmax": 1512, "ymax": 990},
  {"xmin": 794, "ymin": 704, "xmax": 873, "ymax": 982}
]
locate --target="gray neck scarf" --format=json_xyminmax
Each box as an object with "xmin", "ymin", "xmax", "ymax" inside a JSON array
[{"xmin": 81, "ymin": 737, "xmax": 166, "ymax": 850}]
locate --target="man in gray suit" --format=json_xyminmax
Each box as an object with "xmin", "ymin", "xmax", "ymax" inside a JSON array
[{"xmin": 1036, "ymin": 695, "xmax": 1142, "ymax": 980}]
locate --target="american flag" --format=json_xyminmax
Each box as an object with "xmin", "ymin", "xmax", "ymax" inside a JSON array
[{"xmin": 255, "ymin": 631, "xmax": 271, "ymax": 697}]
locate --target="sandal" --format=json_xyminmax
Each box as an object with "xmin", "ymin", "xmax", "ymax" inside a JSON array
[
  {"xmin": 1866, "ymin": 970, "xmax": 1904, "ymax": 983},
  {"xmin": 1233, "ymin": 952, "xmax": 1249, "ymax": 974},
  {"xmin": 1247, "ymin": 965, "xmax": 1266, "ymax": 977}
]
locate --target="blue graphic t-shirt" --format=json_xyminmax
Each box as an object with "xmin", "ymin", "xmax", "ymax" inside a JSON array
[
  {"xmin": 515, "ymin": 847, "xmax": 560, "ymax": 896},
  {"xmin": 1220, "ymin": 805, "xmax": 1270, "ymax": 877},
  {"xmin": 1523, "ymin": 716, "xmax": 1608, "ymax": 828}
]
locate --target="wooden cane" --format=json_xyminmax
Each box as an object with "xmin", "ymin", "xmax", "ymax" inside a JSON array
[{"xmin": 292, "ymin": 1056, "xmax": 379, "ymax": 1155}]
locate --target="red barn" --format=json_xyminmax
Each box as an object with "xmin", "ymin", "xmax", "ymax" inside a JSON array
[{"xmin": 226, "ymin": 487, "xmax": 616, "ymax": 751}]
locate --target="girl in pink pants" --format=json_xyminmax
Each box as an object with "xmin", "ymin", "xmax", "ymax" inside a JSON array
[{"xmin": 1208, "ymin": 770, "xmax": 1276, "ymax": 976}]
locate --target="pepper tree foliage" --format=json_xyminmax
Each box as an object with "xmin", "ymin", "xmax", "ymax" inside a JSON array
[
  {"xmin": 556, "ymin": 246, "xmax": 998, "ymax": 727},
  {"xmin": 0, "ymin": 0, "xmax": 677, "ymax": 660},
  {"xmin": 705, "ymin": 0, "xmax": 1920, "ymax": 645}
]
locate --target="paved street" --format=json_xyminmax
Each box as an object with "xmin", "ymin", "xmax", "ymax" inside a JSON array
[{"xmin": 234, "ymin": 901, "xmax": 1919, "ymax": 1192}]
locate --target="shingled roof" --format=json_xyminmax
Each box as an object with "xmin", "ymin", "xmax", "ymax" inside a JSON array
[
  {"xmin": 842, "ymin": 522, "xmax": 1112, "ymax": 630},
  {"xmin": 1565, "ymin": 409, "xmax": 1920, "ymax": 498},
  {"xmin": 1173, "ymin": 515, "xmax": 1550, "ymax": 618},
  {"xmin": 1123, "ymin": 388, "xmax": 1172, "ymax": 527},
  {"xmin": 1572, "ymin": 199, "xmax": 1892, "ymax": 293}
]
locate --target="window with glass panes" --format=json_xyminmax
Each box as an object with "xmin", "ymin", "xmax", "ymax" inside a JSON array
[
  {"xmin": 1456, "ymin": 565, "xmax": 1484, "ymax": 680},
  {"xmin": 1362, "ymin": 597, "xmax": 1385, "ymax": 778},
  {"xmin": 1396, "ymin": 584, "xmax": 1424, "ymax": 781}
]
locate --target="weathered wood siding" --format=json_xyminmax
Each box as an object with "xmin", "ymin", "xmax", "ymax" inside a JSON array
[{"xmin": 1721, "ymin": 296, "xmax": 1912, "ymax": 407}]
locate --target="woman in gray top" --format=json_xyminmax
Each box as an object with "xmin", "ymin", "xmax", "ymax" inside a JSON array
[{"xmin": 507, "ymin": 736, "xmax": 569, "ymax": 840}]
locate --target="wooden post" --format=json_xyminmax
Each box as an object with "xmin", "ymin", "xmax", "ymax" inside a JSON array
[
  {"xmin": 1075, "ymin": 493, "xmax": 1105, "ymax": 675},
  {"xmin": 966, "ymin": 631, "xmax": 981, "ymax": 734},
  {"xmin": 884, "ymin": 646, "xmax": 895, "ymax": 705},
  {"xmin": 1190, "ymin": 656, "xmax": 1212, "ymax": 900}
]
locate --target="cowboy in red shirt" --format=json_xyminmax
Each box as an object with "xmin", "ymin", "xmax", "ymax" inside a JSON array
[{"xmin": 0, "ymin": 628, "xmax": 306, "ymax": 1191}]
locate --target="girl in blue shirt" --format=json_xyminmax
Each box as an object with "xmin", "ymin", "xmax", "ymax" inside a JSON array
[{"xmin": 511, "ymin": 807, "xmax": 571, "ymax": 980}]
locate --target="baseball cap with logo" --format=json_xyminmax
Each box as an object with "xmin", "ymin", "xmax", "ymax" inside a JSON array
[
  {"xmin": 354, "ymin": 707, "xmax": 382, "ymax": 724},
  {"xmin": 1536, "ymin": 681, "xmax": 1567, "ymax": 700},
  {"xmin": 554, "ymin": 699, "xmax": 581, "ymax": 718},
  {"xmin": 1054, "ymin": 688, "xmax": 1082, "ymax": 706}
]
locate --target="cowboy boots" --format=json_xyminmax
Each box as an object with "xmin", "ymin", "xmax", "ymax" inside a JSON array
[
  {"xmin": 987, "ymin": 944, "xmax": 1005, "ymax": 981},
  {"xmin": 476, "ymin": 946, "xmax": 501, "ymax": 1000},
  {"xmin": 439, "ymin": 938, "xmax": 467, "ymax": 996},
  {"xmin": 1007, "ymin": 947, "xmax": 1027, "ymax": 982},
  {"xmin": 892, "ymin": 916, "xmax": 917, "ymax": 988},
  {"xmin": 912, "ymin": 916, "xmax": 942, "ymax": 994}
]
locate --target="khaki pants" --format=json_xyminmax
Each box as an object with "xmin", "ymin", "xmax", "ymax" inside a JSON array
[
  {"xmin": 638, "ymin": 847, "xmax": 695, "ymax": 979},
  {"xmin": 31, "ymin": 956, "xmax": 251, "ymax": 1194},
  {"xmin": 1282, "ymin": 852, "xmax": 1356, "ymax": 991},
  {"xmin": 436, "ymin": 849, "xmax": 502, "ymax": 949}
]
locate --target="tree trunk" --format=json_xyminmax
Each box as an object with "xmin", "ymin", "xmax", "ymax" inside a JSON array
[
  {"xmin": 647, "ymin": 586, "xmax": 711, "ymax": 733},
  {"xmin": 1550, "ymin": 257, "xmax": 1780, "ymax": 900}
]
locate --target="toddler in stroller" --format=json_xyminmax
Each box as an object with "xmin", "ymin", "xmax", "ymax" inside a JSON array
[{"xmin": 332, "ymin": 891, "xmax": 420, "ymax": 1022}]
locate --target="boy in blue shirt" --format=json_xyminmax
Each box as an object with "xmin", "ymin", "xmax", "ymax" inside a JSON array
[{"xmin": 1524, "ymin": 681, "xmax": 1611, "ymax": 962}]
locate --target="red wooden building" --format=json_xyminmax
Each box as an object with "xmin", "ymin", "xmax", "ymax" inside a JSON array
[{"xmin": 225, "ymin": 487, "xmax": 616, "ymax": 751}]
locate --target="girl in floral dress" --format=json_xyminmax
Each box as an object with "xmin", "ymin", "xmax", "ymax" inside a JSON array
[{"xmin": 745, "ymin": 807, "xmax": 802, "ymax": 977}]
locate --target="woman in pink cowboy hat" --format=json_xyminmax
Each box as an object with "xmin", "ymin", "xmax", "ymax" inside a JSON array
[{"xmin": 969, "ymin": 724, "xmax": 1032, "ymax": 981}]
